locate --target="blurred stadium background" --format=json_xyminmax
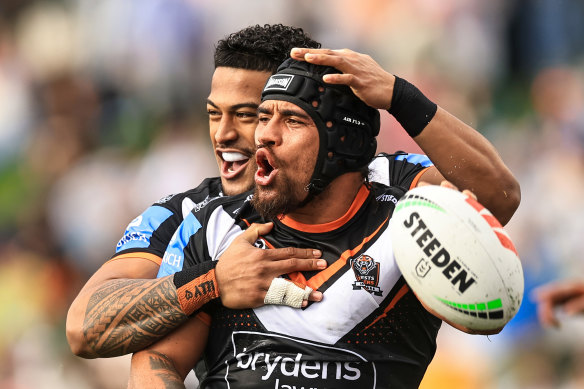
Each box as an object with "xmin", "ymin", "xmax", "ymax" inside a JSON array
[{"xmin": 1, "ymin": 0, "xmax": 584, "ymax": 388}]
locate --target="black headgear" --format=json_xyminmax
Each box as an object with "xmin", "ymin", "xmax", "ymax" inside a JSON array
[{"xmin": 261, "ymin": 58, "xmax": 380, "ymax": 195}]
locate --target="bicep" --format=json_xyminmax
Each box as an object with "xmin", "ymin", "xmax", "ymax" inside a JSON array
[
  {"xmin": 82, "ymin": 256, "xmax": 161, "ymax": 291},
  {"xmin": 66, "ymin": 256, "xmax": 162, "ymax": 355}
]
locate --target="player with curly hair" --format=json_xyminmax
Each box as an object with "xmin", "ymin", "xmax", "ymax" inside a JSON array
[
  {"xmin": 66, "ymin": 24, "xmax": 325, "ymax": 359},
  {"xmin": 66, "ymin": 25, "xmax": 520, "ymax": 378}
]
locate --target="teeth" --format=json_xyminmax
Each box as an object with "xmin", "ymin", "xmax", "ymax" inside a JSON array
[{"xmin": 222, "ymin": 152, "xmax": 248, "ymax": 162}]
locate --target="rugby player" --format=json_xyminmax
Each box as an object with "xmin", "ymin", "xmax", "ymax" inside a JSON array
[
  {"xmin": 66, "ymin": 24, "xmax": 326, "ymax": 358},
  {"xmin": 127, "ymin": 55, "xmax": 520, "ymax": 388},
  {"xmin": 67, "ymin": 28, "xmax": 520, "ymax": 363}
]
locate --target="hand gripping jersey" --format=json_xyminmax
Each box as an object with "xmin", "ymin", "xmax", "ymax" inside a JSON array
[{"xmin": 159, "ymin": 153, "xmax": 440, "ymax": 388}]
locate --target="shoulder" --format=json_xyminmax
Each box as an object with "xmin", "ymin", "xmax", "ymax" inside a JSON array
[
  {"xmin": 113, "ymin": 177, "xmax": 223, "ymax": 257},
  {"xmin": 158, "ymin": 191, "xmax": 254, "ymax": 276},
  {"xmin": 174, "ymin": 189, "xmax": 255, "ymax": 246},
  {"xmin": 369, "ymin": 152, "xmax": 433, "ymax": 172},
  {"xmin": 153, "ymin": 177, "xmax": 224, "ymax": 216},
  {"xmin": 369, "ymin": 182, "xmax": 408, "ymax": 204},
  {"xmin": 368, "ymin": 152, "xmax": 433, "ymax": 188},
  {"xmin": 189, "ymin": 189, "xmax": 253, "ymax": 222}
]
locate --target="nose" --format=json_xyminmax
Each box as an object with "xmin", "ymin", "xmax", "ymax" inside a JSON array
[
  {"xmin": 255, "ymin": 116, "xmax": 282, "ymax": 148},
  {"xmin": 214, "ymin": 115, "xmax": 237, "ymax": 145}
]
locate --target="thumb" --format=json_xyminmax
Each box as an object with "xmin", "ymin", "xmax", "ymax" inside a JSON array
[{"xmin": 239, "ymin": 222, "xmax": 274, "ymax": 244}]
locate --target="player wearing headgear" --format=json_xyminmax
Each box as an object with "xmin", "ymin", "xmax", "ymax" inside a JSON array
[
  {"xmin": 68, "ymin": 30, "xmax": 519, "ymax": 364},
  {"xmin": 128, "ymin": 57, "xmax": 519, "ymax": 388}
]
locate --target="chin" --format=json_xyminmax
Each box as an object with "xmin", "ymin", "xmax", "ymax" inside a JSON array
[
  {"xmin": 222, "ymin": 179, "xmax": 255, "ymax": 196},
  {"xmin": 252, "ymin": 185, "xmax": 301, "ymax": 220}
]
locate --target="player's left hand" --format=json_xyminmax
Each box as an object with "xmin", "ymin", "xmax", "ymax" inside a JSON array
[{"xmin": 291, "ymin": 47, "xmax": 395, "ymax": 110}]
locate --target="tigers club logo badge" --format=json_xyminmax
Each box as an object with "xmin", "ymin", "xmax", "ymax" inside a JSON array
[{"xmin": 351, "ymin": 255, "xmax": 383, "ymax": 296}]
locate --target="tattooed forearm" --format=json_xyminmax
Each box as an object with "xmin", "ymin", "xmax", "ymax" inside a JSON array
[
  {"xmin": 82, "ymin": 277, "xmax": 188, "ymax": 357},
  {"xmin": 128, "ymin": 351, "xmax": 185, "ymax": 389},
  {"xmin": 149, "ymin": 351, "xmax": 186, "ymax": 389}
]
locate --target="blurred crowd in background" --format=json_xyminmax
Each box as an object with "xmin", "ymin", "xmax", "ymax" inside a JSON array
[{"xmin": 1, "ymin": 0, "xmax": 583, "ymax": 388}]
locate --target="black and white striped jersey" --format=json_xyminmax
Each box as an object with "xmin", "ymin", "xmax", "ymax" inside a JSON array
[{"xmin": 158, "ymin": 152, "xmax": 440, "ymax": 388}]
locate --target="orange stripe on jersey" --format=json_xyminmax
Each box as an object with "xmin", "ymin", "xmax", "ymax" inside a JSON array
[
  {"xmin": 288, "ymin": 272, "xmax": 308, "ymax": 287},
  {"xmin": 410, "ymin": 167, "xmax": 431, "ymax": 189},
  {"xmin": 106, "ymin": 252, "xmax": 163, "ymax": 266},
  {"xmin": 242, "ymin": 224, "xmax": 310, "ymax": 288},
  {"xmin": 363, "ymin": 283, "xmax": 410, "ymax": 331},
  {"xmin": 306, "ymin": 214, "xmax": 390, "ymax": 291},
  {"xmin": 176, "ymin": 268, "xmax": 220, "ymax": 315},
  {"xmin": 279, "ymin": 185, "xmax": 371, "ymax": 233}
]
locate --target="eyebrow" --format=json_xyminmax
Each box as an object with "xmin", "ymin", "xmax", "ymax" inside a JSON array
[
  {"xmin": 206, "ymin": 99, "xmax": 259, "ymax": 110},
  {"xmin": 257, "ymin": 105, "xmax": 311, "ymax": 121}
]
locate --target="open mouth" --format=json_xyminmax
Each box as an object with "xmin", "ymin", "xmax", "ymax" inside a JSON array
[
  {"xmin": 255, "ymin": 149, "xmax": 278, "ymax": 186},
  {"xmin": 219, "ymin": 151, "xmax": 250, "ymax": 179}
]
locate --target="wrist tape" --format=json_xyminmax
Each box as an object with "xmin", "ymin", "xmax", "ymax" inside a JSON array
[
  {"xmin": 388, "ymin": 76, "xmax": 437, "ymax": 138},
  {"xmin": 173, "ymin": 261, "xmax": 220, "ymax": 315}
]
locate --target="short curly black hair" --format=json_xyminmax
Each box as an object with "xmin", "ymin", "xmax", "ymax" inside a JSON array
[{"xmin": 214, "ymin": 24, "xmax": 321, "ymax": 73}]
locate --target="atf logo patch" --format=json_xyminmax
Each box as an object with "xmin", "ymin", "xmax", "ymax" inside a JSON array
[
  {"xmin": 351, "ymin": 255, "xmax": 383, "ymax": 296},
  {"xmin": 264, "ymin": 74, "xmax": 294, "ymax": 91}
]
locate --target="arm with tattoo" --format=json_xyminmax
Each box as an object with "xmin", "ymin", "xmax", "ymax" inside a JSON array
[
  {"xmin": 66, "ymin": 223, "xmax": 324, "ymax": 358},
  {"xmin": 68, "ymin": 261, "xmax": 219, "ymax": 358},
  {"xmin": 128, "ymin": 351, "xmax": 186, "ymax": 389},
  {"xmin": 82, "ymin": 277, "xmax": 188, "ymax": 358}
]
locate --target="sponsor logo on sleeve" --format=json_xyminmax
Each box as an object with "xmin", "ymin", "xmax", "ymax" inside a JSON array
[
  {"xmin": 116, "ymin": 231, "xmax": 149, "ymax": 249},
  {"xmin": 115, "ymin": 207, "xmax": 172, "ymax": 252},
  {"xmin": 376, "ymin": 193, "xmax": 398, "ymax": 204},
  {"xmin": 156, "ymin": 193, "xmax": 176, "ymax": 204},
  {"xmin": 224, "ymin": 332, "xmax": 376, "ymax": 389},
  {"xmin": 157, "ymin": 212, "xmax": 202, "ymax": 278}
]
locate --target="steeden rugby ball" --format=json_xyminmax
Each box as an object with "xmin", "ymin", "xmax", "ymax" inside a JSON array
[{"xmin": 389, "ymin": 185, "xmax": 524, "ymax": 331}]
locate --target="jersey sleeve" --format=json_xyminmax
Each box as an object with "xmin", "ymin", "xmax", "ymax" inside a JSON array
[
  {"xmin": 368, "ymin": 152, "xmax": 433, "ymax": 190},
  {"xmin": 110, "ymin": 200, "xmax": 182, "ymax": 266},
  {"xmin": 157, "ymin": 211, "xmax": 204, "ymax": 277},
  {"xmin": 157, "ymin": 192, "xmax": 250, "ymax": 278},
  {"xmin": 110, "ymin": 177, "xmax": 224, "ymax": 266}
]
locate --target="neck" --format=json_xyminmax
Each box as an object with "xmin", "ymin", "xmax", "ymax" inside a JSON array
[{"xmin": 285, "ymin": 172, "xmax": 365, "ymax": 225}]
